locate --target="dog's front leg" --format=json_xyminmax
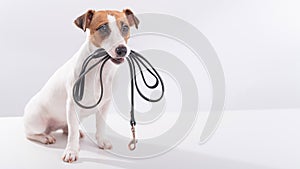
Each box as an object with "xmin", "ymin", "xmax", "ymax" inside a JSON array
[
  {"xmin": 62, "ymin": 98, "xmax": 80, "ymax": 163},
  {"xmin": 96, "ymin": 101, "xmax": 112, "ymax": 149}
]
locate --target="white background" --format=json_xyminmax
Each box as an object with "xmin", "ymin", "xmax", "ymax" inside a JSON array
[
  {"xmin": 0, "ymin": 1, "xmax": 299, "ymax": 169},
  {"xmin": 0, "ymin": 0, "xmax": 299, "ymax": 116}
]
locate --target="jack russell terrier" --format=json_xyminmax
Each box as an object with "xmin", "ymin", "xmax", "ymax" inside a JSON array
[{"xmin": 23, "ymin": 9, "xmax": 139, "ymax": 163}]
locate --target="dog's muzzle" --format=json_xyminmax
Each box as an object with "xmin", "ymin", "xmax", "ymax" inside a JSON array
[{"xmin": 110, "ymin": 57, "xmax": 125, "ymax": 64}]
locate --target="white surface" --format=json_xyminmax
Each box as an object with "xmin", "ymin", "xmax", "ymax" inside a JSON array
[
  {"xmin": 1, "ymin": 109, "xmax": 299, "ymax": 169},
  {"xmin": 0, "ymin": 0, "xmax": 300, "ymax": 116}
]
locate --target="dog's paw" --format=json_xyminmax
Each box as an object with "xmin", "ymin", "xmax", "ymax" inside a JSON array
[
  {"xmin": 97, "ymin": 138, "xmax": 112, "ymax": 150},
  {"xmin": 27, "ymin": 134, "xmax": 56, "ymax": 144},
  {"xmin": 43, "ymin": 135, "xmax": 56, "ymax": 144},
  {"xmin": 62, "ymin": 149, "xmax": 78, "ymax": 163}
]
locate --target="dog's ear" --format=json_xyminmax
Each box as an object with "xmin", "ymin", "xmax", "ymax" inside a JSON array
[
  {"xmin": 74, "ymin": 10, "xmax": 95, "ymax": 32},
  {"xmin": 123, "ymin": 9, "xmax": 139, "ymax": 29}
]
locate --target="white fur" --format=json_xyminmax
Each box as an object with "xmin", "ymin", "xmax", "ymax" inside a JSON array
[
  {"xmin": 23, "ymin": 14, "xmax": 126, "ymax": 163},
  {"xmin": 103, "ymin": 15, "xmax": 130, "ymax": 58}
]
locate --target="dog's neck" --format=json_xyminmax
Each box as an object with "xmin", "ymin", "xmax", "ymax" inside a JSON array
[{"xmin": 75, "ymin": 40, "xmax": 97, "ymax": 61}]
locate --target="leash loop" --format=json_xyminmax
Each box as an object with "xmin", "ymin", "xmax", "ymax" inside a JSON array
[{"xmin": 73, "ymin": 48, "xmax": 164, "ymax": 151}]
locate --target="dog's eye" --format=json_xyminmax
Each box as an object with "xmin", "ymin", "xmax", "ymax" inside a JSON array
[
  {"xmin": 121, "ymin": 25, "xmax": 129, "ymax": 34},
  {"xmin": 97, "ymin": 24, "xmax": 109, "ymax": 33}
]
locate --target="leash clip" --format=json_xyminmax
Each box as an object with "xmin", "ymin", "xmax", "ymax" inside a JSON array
[{"xmin": 128, "ymin": 125, "xmax": 137, "ymax": 151}]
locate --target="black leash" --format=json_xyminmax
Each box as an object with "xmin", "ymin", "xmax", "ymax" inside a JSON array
[{"xmin": 73, "ymin": 48, "xmax": 164, "ymax": 150}]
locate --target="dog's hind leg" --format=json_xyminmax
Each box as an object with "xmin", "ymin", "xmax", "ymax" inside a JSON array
[{"xmin": 23, "ymin": 103, "xmax": 56, "ymax": 144}]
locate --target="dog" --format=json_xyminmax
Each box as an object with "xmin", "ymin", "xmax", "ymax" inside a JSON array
[{"xmin": 23, "ymin": 9, "xmax": 139, "ymax": 163}]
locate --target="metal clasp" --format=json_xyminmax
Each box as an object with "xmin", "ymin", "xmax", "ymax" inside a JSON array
[{"xmin": 128, "ymin": 125, "xmax": 137, "ymax": 151}]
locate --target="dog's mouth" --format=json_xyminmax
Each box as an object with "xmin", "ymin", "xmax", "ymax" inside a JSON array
[{"xmin": 110, "ymin": 57, "xmax": 125, "ymax": 64}]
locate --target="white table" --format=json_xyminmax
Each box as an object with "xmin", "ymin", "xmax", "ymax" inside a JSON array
[{"xmin": 1, "ymin": 109, "xmax": 299, "ymax": 169}]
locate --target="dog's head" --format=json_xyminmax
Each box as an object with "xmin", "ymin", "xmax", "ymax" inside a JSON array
[{"xmin": 74, "ymin": 9, "xmax": 139, "ymax": 64}]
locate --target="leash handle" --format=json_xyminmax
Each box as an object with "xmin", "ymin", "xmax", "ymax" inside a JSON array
[{"xmin": 128, "ymin": 125, "xmax": 137, "ymax": 151}]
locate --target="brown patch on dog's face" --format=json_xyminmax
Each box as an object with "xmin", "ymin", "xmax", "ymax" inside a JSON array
[
  {"xmin": 87, "ymin": 11, "xmax": 110, "ymax": 47},
  {"xmin": 74, "ymin": 9, "xmax": 139, "ymax": 48}
]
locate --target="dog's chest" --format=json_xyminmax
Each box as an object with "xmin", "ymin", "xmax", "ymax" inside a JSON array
[{"xmin": 77, "ymin": 59, "xmax": 116, "ymax": 114}]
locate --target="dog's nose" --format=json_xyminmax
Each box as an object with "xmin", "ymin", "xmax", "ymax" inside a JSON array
[{"xmin": 115, "ymin": 45, "xmax": 127, "ymax": 57}]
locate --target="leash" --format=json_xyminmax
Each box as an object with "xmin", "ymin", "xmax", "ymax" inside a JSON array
[{"xmin": 73, "ymin": 48, "xmax": 164, "ymax": 151}]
